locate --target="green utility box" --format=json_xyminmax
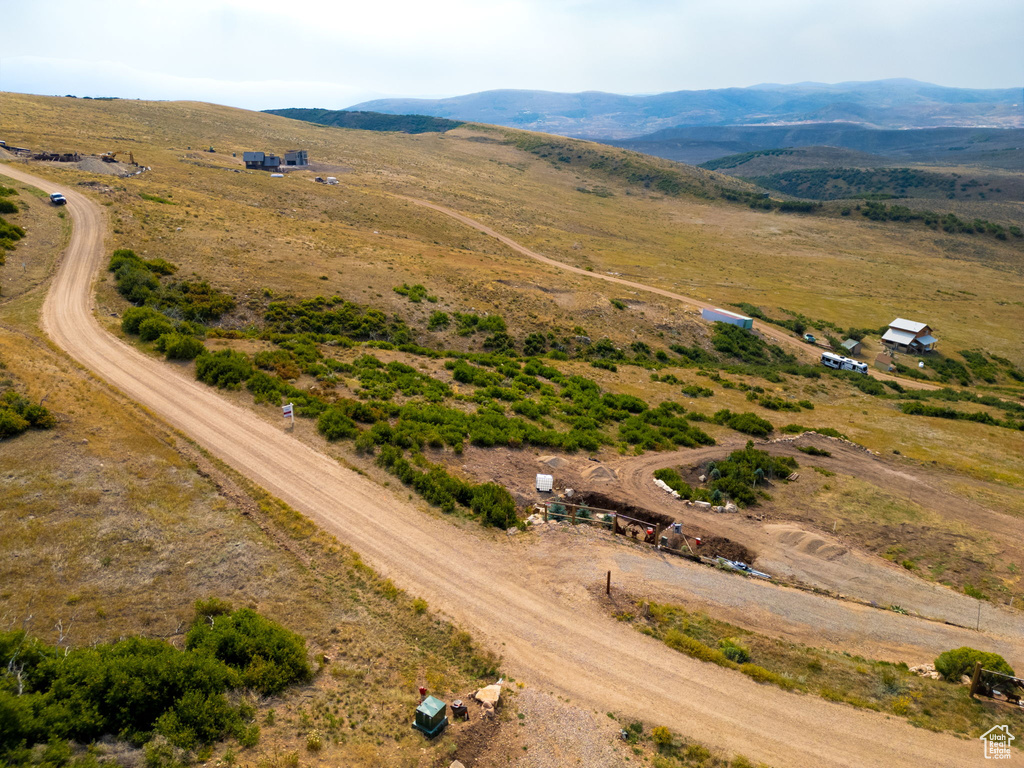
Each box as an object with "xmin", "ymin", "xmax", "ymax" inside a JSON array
[{"xmin": 412, "ymin": 695, "xmax": 448, "ymax": 738}]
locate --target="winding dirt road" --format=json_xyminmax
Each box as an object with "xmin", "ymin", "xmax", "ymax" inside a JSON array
[
  {"xmin": 3, "ymin": 165, "xmax": 988, "ymax": 767},
  {"xmin": 396, "ymin": 195, "xmax": 939, "ymax": 391}
]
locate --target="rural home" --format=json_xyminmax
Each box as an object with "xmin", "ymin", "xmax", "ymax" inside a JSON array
[
  {"xmin": 284, "ymin": 150, "xmax": 308, "ymax": 166},
  {"xmin": 881, "ymin": 318, "xmax": 937, "ymax": 353},
  {"xmin": 243, "ymin": 151, "xmax": 282, "ymax": 170}
]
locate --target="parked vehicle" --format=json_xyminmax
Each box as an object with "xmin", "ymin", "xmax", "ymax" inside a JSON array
[
  {"xmin": 715, "ymin": 557, "xmax": 770, "ymax": 579},
  {"xmin": 802, "ymin": 333, "xmax": 816, "ymax": 343},
  {"xmin": 49, "ymin": 192, "xmax": 67, "ymax": 205},
  {"xmin": 821, "ymin": 351, "xmax": 868, "ymax": 374}
]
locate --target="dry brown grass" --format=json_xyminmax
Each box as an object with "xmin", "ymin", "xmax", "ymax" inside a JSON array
[{"xmin": 2, "ymin": 90, "xmax": 1024, "ymax": 760}]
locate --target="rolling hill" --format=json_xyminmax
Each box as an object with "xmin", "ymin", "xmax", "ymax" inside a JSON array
[
  {"xmin": 2, "ymin": 91, "xmax": 1024, "ymax": 768},
  {"xmin": 346, "ymin": 79, "xmax": 1023, "ymax": 139}
]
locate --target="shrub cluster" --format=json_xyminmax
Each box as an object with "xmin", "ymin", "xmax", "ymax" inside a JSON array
[
  {"xmin": 109, "ymin": 249, "xmax": 234, "ymax": 322},
  {"xmin": 861, "ymin": 201, "xmax": 1021, "ymax": 240},
  {"xmin": 375, "ymin": 445, "xmax": 517, "ymax": 527},
  {"xmin": 0, "ymin": 390, "xmax": 56, "ymax": 439},
  {"xmin": 704, "ymin": 441, "xmax": 797, "ymax": 506},
  {"xmin": 0, "ymin": 186, "xmax": 23, "ymax": 257},
  {"xmin": 934, "ymin": 646, "xmax": 1014, "ymax": 689},
  {"xmin": 265, "ymin": 295, "xmax": 412, "ymax": 344},
  {"xmin": 0, "ymin": 602, "xmax": 304, "ymax": 758},
  {"xmin": 710, "ymin": 409, "xmax": 773, "ymax": 437},
  {"xmin": 393, "ymin": 283, "xmax": 435, "ymax": 303},
  {"xmin": 710, "ymin": 323, "xmax": 794, "ymax": 367}
]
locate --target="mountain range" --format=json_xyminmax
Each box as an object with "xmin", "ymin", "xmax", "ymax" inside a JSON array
[{"xmin": 346, "ymin": 79, "xmax": 1022, "ymax": 139}]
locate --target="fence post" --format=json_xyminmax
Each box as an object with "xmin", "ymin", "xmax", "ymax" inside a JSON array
[
  {"xmin": 606, "ymin": 570, "xmax": 611, "ymax": 596},
  {"xmin": 970, "ymin": 661, "xmax": 983, "ymax": 698},
  {"xmin": 544, "ymin": 504, "xmax": 548, "ymax": 522},
  {"xmin": 571, "ymin": 504, "xmax": 577, "ymax": 525}
]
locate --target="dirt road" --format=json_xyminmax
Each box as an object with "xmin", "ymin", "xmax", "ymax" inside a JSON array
[
  {"xmin": 2, "ymin": 165, "xmax": 988, "ymax": 766},
  {"xmin": 396, "ymin": 195, "xmax": 939, "ymax": 391}
]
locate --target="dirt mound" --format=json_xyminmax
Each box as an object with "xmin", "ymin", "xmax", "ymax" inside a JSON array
[
  {"xmin": 573, "ymin": 491, "xmax": 674, "ymax": 528},
  {"xmin": 538, "ymin": 455, "xmax": 569, "ymax": 469},
  {"xmin": 582, "ymin": 464, "xmax": 617, "ymax": 482},
  {"xmin": 695, "ymin": 536, "xmax": 756, "ymax": 564},
  {"xmin": 76, "ymin": 157, "xmax": 135, "ymax": 176},
  {"xmin": 774, "ymin": 527, "xmax": 847, "ymax": 561}
]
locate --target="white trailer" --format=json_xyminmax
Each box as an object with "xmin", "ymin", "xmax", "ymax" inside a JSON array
[{"xmin": 821, "ymin": 351, "xmax": 868, "ymax": 374}]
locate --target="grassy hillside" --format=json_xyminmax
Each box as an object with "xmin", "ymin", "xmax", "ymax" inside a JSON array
[
  {"xmin": 264, "ymin": 108, "xmax": 464, "ymax": 134},
  {"xmin": 3, "ymin": 91, "xmax": 1024, "ymax": 761},
  {"xmin": 609, "ymin": 125, "xmax": 1024, "ymax": 168}
]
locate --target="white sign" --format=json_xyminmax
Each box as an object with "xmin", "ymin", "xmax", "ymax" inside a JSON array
[
  {"xmin": 981, "ymin": 725, "xmax": 1014, "ymax": 759},
  {"xmin": 282, "ymin": 403, "xmax": 294, "ymax": 419}
]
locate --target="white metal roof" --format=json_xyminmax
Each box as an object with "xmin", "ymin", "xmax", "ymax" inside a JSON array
[
  {"xmin": 916, "ymin": 334, "xmax": 937, "ymax": 346},
  {"xmin": 889, "ymin": 318, "xmax": 928, "ymax": 333},
  {"xmin": 882, "ymin": 328, "xmax": 917, "ymax": 345}
]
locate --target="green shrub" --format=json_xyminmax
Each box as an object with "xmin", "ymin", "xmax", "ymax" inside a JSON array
[
  {"xmin": 427, "ymin": 310, "xmax": 450, "ymax": 330},
  {"xmin": 934, "ymin": 647, "xmax": 1014, "ymax": 685},
  {"xmin": 185, "ymin": 605, "xmax": 312, "ymax": 695},
  {"xmin": 719, "ymin": 639, "xmax": 751, "ymax": 664},
  {"xmin": 713, "ymin": 409, "xmax": 774, "ymax": 437},
  {"xmin": 317, "ymin": 407, "xmax": 358, "ymax": 441},
  {"xmin": 470, "ymin": 482, "xmax": 518, "ymax": 529},
  {"xmin": 797, "ymin": 445, "xmax": 831, "ymax": 457},
  {"xmin": 0, "ymin": 391, "xmax": 56, "ymax": 437},
  {"xmin": 157, "ymin": 333, "xmax": 206, "ymax": 360},
  {"xmin": 195, "ymin": 350, "xmax": 253, "ymax": 389},
  {"xmin": 0, "ymin": 407, "xmax": 30, "ymax": 438},
  {"xmin": 139, "ymin": 316, "xmax": 176, "ymax": 342},
  {"xmin": 654, "ymin": 468, "xmax": 692, "ymax": 499},
  {"xmin": 121, "ymin": 306, "xmax": 165, "ymax": 335},
  {"xmin": 663, "ymin": 629, "xmax": 732, "ymax": 667}
]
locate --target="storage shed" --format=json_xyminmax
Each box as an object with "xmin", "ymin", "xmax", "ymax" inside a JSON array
[
  {"xmin": 701, "ymin": 307, "xmax": 753, "ymax": 330},
  {"xmin": 413, "ymin": 696, "xmax": 448, "ymax": 738},
  {"xmin": 841, "ymin": 338, "xmax": 863, "ymax": 356}
]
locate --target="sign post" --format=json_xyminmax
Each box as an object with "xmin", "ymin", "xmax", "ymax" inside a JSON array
[{"xmin": 282, "ymin": 402, "xmax": 294, "ymax": 429}]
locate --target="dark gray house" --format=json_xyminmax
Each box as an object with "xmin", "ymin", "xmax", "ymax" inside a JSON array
[
  {"xmin": 243, "ymin": 151, "xmax": 282, "ymax": 170},
  {"xmin": 284, "ymin": 150, "xmax": 308, "ymax": 166}
]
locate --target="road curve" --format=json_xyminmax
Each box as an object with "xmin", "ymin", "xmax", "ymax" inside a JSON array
[
  {"xmin": 4, "ymin": 165, "xmax": 977, "ymax": 767},
  {"xmin": 395, "ymin": 195, "xmax": 938, "ymax": 391}
]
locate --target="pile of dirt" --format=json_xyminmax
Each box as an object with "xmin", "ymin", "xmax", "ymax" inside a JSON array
[
  {"xmin": 695, "ymin": 535, "xmax": 756, "ymax": 564},
  {"xmin": 572, "ymin": 491, "xmax": 674, "ymax": 528},
  {"xmin": 76, "ymin": 157, "xmax": 135, "ymax": 176},
  {"xmin": 581, "ymin": 464, "xmax": 617, "ymax": 482},
  {"xmin": 538, "ymin": 455, "xmax": 569, "ymax": 469}
]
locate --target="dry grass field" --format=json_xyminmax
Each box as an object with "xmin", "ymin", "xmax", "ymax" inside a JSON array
[{"xmin": 2, "ymin": 91, "xmax": 1024, "ymax": 766}]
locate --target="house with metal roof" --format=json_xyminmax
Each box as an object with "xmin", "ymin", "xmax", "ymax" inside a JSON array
[
  {"xmin": 841, "ymin": 338, "xmax": 863, "ymax": 356},
  {"xmin": 243, "ymin": 151, "xmax": 282, "ymax": 170},
  {"xmin": 882, "ymin": 318, "xmax": 937, "ymax": 353}
]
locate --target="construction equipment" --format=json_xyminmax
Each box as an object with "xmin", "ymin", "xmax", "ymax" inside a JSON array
[{"xmin": 100, "ymin": 151, "xmax": 119, "ymax": 163}]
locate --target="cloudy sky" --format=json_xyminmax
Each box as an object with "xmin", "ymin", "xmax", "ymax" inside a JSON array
[{"xmin": 2, "ymin": 0, "xmax": 1021, "ymax": 110}]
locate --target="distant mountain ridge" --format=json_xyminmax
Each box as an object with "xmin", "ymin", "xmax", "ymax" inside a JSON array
[
  {"xmin": 606, "ymin": 124, "xmax": 1024, "ymax": 167},
  {"xmin": 346, "ymin": 80, "xmax": 1022, "ymax": 139}
]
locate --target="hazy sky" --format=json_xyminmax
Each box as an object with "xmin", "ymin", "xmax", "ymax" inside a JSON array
[{"xmin": 2, "ymin": 0, "xmax": 1021, "ymax": 110}]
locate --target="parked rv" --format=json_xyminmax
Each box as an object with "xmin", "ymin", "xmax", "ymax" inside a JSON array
[{"xmin": 821, "ymin": 351, "xmax": 868, "ymax": 374}]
